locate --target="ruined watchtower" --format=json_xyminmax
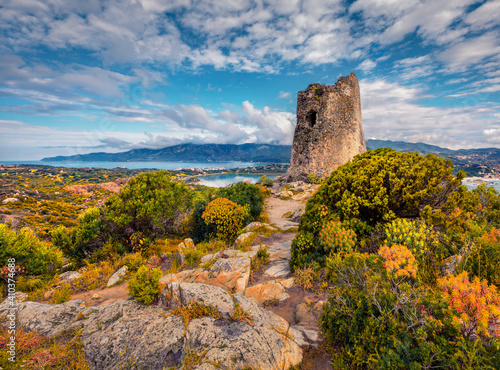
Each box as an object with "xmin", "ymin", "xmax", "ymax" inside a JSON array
[{"xmin": 286, "ymin": 72, "xmax": 366, "ymax": 181}]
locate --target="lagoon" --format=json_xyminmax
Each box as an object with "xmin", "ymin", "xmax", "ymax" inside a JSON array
[{"xmin": 197, "ymin": 174, "xmax": 276, "ymax": 188}]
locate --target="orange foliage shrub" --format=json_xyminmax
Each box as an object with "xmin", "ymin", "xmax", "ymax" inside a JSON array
[
  {"xmin": 378, "ymin": 244, "xmax": 417, "ymax": 279},
  {"xmin": 319, "ymin": 220, "xmax": 357, "ymax": 254},
  {"xmin": 438, "ymin": 271, "xmax": 500, "ymax": 340}
]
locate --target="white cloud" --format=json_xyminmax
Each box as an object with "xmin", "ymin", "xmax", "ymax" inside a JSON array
[
  {"xmin": 278, "ymin": 91, "xmax": 291, "ymax": 99},
  {"xmin": 465, "ymin": 0, "xmax": 500, "ymax": 31},
  {"xmin": 392, "ymin": 55, "xmax": 435, "ymax": 81},
  {"xmin": 438, "ymin": 32, "xmax": 500, "ymax": 71},
  {"xmin": 358, "ymin": 59, "xmax": 377, "ymax": 71},
  {"xmin": 360, "ymin": 78, "xmax": 499, "ymax": 149}
]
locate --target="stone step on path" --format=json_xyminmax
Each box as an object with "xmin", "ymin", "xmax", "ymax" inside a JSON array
[{"xmin": 263, "ymin": 239, "xmax": 292, "ymax": 279}]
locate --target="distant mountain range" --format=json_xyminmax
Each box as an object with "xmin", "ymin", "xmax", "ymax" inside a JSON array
[
  {"xmin": 41, "ymin": 143, "xmax": 293, "ymax": 163},
  {"xmin": 41, "ymin": 140, "xmax": 500, "ymax": 163}
]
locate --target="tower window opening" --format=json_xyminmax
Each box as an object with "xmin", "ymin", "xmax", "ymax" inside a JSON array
[{"xmin": 307, "ymin": 111, "xmax": 317, "ymax": 128}]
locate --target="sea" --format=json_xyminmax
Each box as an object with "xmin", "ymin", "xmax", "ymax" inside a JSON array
[
  {"xmin": 0, "ymin": 160, "xmax": 268, "ymax": 170},
  {"xmin": 464, "ymin": 180, "xmax": 500, "ymax": 192},
  {"xmin": 0, "ymin": 160, "xmax": 277, "ymax": 188}
]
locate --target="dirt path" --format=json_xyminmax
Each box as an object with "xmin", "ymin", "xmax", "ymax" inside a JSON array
[
  {"xmin": 71, "ymin": 281, "xmax": 130, "ymax": 307},
  {"xmin": 264, "ymin": 196, "xmax": 305, "ymax": 229}
]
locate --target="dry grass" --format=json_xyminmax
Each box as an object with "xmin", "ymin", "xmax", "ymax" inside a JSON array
[
  {"xmin": 230, "ymin": 302, "xmax": 254, "ymax": 326},
  {"xmin": 172, "ymin": 302, "xmax": 222, "ymax": 326},
  {"xmin": 0, "ymin": 319, "xmax": 89, "ymax": 369}
]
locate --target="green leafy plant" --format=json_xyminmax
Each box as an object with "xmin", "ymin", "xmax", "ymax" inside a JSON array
[
  {"xmin": 462, "ymin": 228, "xmax": 500, "ymax": 287},
  {"xmin": 122, "ymin": 252, "xmax": 144, "ymax": 272},
  {"xmin": 51, "ymin": 283, "xmax": 72, "ymax": 304},
  {"xmin": 251, "ymin": 245, "xmax": 270, "ymax": 271},
  {"xmin": 321, "ymin": 251, "xmax": 498, "ymax": 369},
  {"xmin": 216, "ymin": 182, "xmax": 264, "ymax": 223},
  {"xmin": 0, "ymin": 223, "xmax": 63, "ymax": 276},
  {"xmin": 128, "ymin": 266, "xmax": 162, "ymax": 305}
]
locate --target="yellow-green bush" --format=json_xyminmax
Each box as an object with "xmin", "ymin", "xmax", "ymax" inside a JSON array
[
  {"xmin": 0, "ymin": 224, "xmax": 63, "ymax": 276},
  {"xmin": 202, "ymin": 198, "xmax": 249, "ymax": 243},
  {"xmin": 384, "ymin": 218, "xmax": 445, "ymax": 285},
  {"xmin": 128, "ymin": 266, "xmax": 162, "ymax": 305},
  {"xmin": 319, "ymin": 220, "xmax": 357, "ymax": 254},
  {"xmin": 291, "ymin": 148, "xmax": 465, "ymax": 270},
  {"xmin": 122, "ymin": 252, "xmax": 144, "ymax": 272},
  {"xmin": 384, "ymin": 218, "xmax": 431, "ymax": 258}
]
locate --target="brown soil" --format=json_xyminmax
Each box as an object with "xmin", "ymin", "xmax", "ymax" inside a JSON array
[
  {"xmin": 71, "ymin": 281, "xmax": 130, "ymax": 307},
  {"xmin": 264, "ymin": 196, "xmax": 305, "ymax": 227}
]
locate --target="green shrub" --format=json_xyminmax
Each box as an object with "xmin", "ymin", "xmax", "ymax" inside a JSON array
[
  {"xmin": 189, "ymin": 197, "xmax": 215, "ymax": 243},
  {"xmin": 51, "ymin": 207, "xmax": 105, "ymax": 260},
  {"xmin": 462, "ymin": 228, "xmax": 500, "ymax": 287},
  {"xmin": 259, "ymin": 175, "xmax": 273, "ymax": 187},
  {"xmin": 216, "ymin": 182, "xmax": 264, "ymax": 223},
  {"xmin": 122, "ymin": 252, "xmax": 144, "ymax": 272},
  {"xmin": 384, "ymin": 218, "xmax": 431, "ymax": 257},
  {"xmin": 463, "ymin": 184, "xmax": 500, "ymax": 227},
  {"xmin": 319, "ymin": 220, "xmax": 357, "ymax": 254},
  {"xmin": 307, "ymin": 173, "xmax": 322, "ymax": 184},
  {"xmin": 0, "ymin": 224, "xmax": 63, "ymax": 276},
  {"xmin": 16, "ymin": 275, "xmax": 46, "ymax": 293},
  {"xmin": 189, "ymin": 182, "xmax": 264, "ymax": 243},
  {"xmin": 384, "ymin": 218, "xmax": 445, "ymax": 284},
  {"xmin": 105, "ymin": 171, "xmax": 194, "ymax": 248},
  {"xmin": 51, "ymin": 283, "xmax": 71, "ymax": 304},
  {"xmin": 290, "ymin": 148, "xmax": 465, "ymax": 269},
  {"xmin": 251, "ymin": 245, "xmax": 270, "ymax": 271},
  {"xmin": 321, "ymin": 251, "xmax": 499, "ymax": 369},
  {"xmin": 128, "ymin": 266, "xmax": 162, "ymax": 305},
  {"xmin": 202, "ymin": 198, "xmax": 249, "ymax": 244}
]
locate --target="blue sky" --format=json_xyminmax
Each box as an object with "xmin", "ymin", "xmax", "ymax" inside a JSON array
[{"xmin": 0, "ymin": 0, "xmax": 499, "ymax": 160}]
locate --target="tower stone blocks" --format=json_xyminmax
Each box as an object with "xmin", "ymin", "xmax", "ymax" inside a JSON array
[{"xmin": 286, "ymin": 72, "xmax": 366, "ymax": 181}]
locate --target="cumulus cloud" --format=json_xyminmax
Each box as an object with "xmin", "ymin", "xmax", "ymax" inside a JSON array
[
  {"xmin": 1, "ymin": 0, "xmax": 499, "ymax": 160},
  {"xmin": 360, "ymin": 78, "xmax": 499, "ymax": 149},
  {"xmin": 438, "ymin": 32, "xmax": 500, "ymax": 71},
  {"xmin": 358, "ymin": 59, "xmax": 377, "ymax": 72},
  {"xmin": 1, "ymin": 0, "xmax": 499, "ymax": 74}
]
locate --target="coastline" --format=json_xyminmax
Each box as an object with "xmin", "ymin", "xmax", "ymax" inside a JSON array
[{"xmin": 462, "ymin": 176, "xmax": 500, "ymax": 190}]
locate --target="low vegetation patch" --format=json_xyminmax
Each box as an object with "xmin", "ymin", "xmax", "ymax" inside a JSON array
[
  {"xmin": 173, "ymin": 302, "xmax": 222, "ymax": 326},
  {"xmin": 0, "ymin": 320, "xmax": 88, "ymax": 369},
  {"xmin": 251, "ymin": 245, "xmax": 270, "ymax": 271}
]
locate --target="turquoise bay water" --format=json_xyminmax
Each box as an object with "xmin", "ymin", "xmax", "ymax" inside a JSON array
[
  {"xmin": 197, "ymin": 174, "xmax": 276, "ymax": 188},
  {"xmin": 0, "ymin": 160, "xmax": 268, "ymax": 170},
  {"xmin": 463, "ymin": 181, "xmax": 500, "ymax": 192}
]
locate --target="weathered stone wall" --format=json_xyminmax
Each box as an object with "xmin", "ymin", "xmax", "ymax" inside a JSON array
[{"xmin": 286, "ymin": 72, "xmax": 366, "ymax": 181}]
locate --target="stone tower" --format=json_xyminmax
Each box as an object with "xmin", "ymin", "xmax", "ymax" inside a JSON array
[{"xmin": 286, "ymin": 72, "xmax": 366, "ymax": 181}]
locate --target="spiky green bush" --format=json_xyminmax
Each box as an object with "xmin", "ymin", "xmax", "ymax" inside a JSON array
[{"xmin": 128, "ymin": 266, "xmax": 162, "ymax": 306}]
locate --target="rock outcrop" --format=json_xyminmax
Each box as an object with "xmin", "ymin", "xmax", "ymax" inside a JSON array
[
  {"xmin": 286, "ymin": 72, "xmax": 366, "ymax": 181},
  {"xmin": 0, "ymin": 283, "xmax": 303, "ymax": 370},
  {"xmin": 160, "ymin": 256, "xmax": 251, "ymax": 294}
]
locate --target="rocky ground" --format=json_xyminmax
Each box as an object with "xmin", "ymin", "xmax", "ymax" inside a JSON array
[{"xmin": 1, "ymin": 181, "xmax": 333, "ymax": 369}]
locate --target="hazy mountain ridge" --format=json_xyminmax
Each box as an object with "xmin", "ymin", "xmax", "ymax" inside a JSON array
[
  {"xmin": 41, "ymin": 140, "xmax": 500, "ymax": 163},
  {"xmin": 41, "ymin": 143, "xmax": 293, "ymax": 163}
]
